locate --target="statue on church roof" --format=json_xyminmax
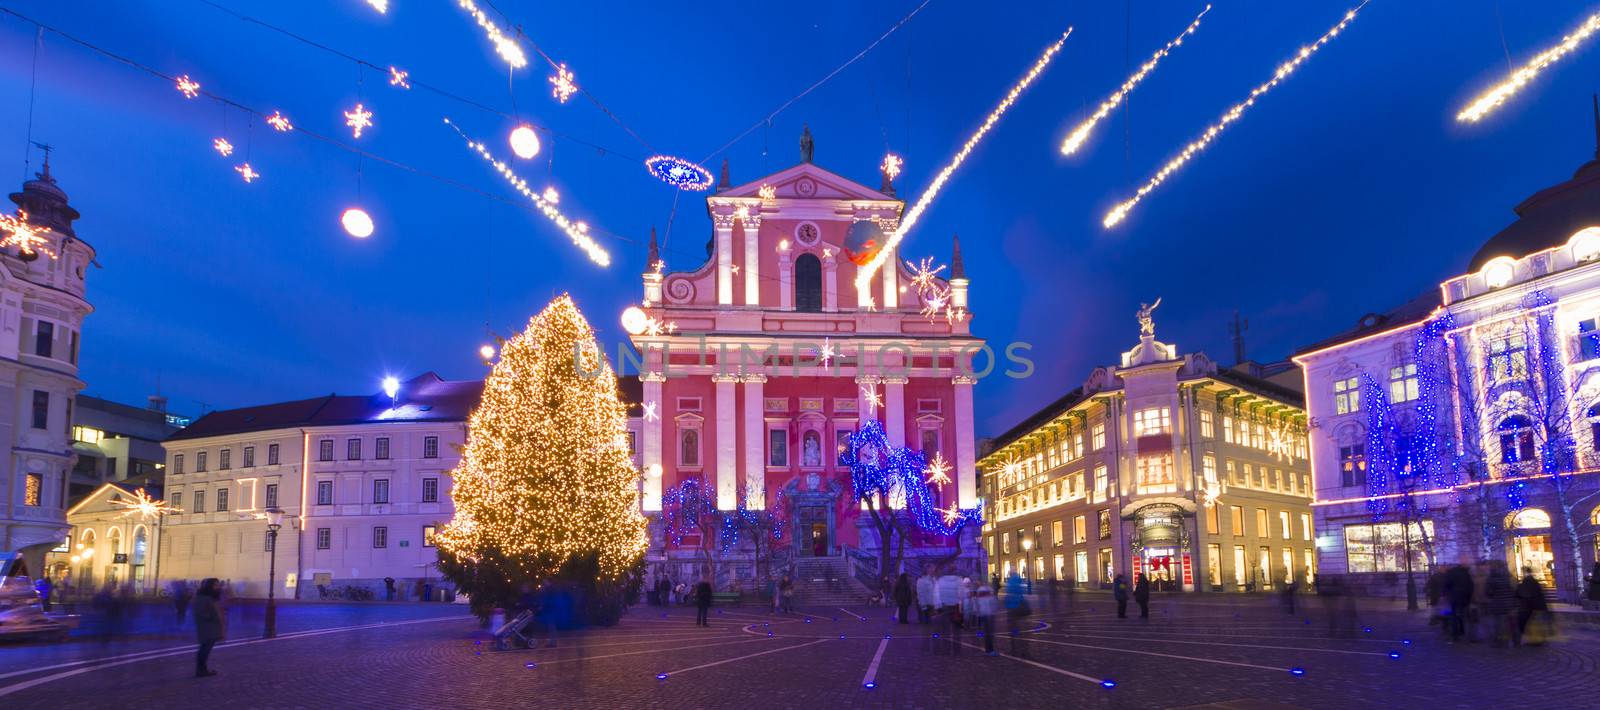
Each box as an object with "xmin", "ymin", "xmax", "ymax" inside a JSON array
[
  {"xmin": 1137, "ymin": 297, "xmax": 1162, "ymax": 337},
  {"xmin": 800, "ymin": 124, "xmax": 814, "ymax": 164}
]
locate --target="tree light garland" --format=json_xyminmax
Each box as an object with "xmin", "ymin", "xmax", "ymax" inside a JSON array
[
  {"xmin": 447, "ymin": 119, "xmax": 611, "ymax": 266},
  {"xmin": 845, "ymin": 420, "xmax": 982, "ymax": 537},
  {"xmin": 344, "ymin": 103, "xmax": 374, "ymax": 138},
  {"xmin": 0, "ymin": 210, "xmax": 54, "ymax": 260},
  {"xmin": 1103, "ymin": 2, "xmax": 1367, "ymax": 228},
  {"xmin": 1060, "ymin": 4, "xmax": 1211, "ymax": 156},
  {"xmin": 1456, "ymin": 9, "xmax": 1600, "ymax": 123},
  {"xmin": 855, "ymin": 27, "xmax": 1073, "ymax": 295},
  {"xmin": 758, "ymin": 183, "xmax": 777, "ymax": 200},
  {"xmin": 454, "ymin": 0, "xmax": 527, "ymax": 69}
]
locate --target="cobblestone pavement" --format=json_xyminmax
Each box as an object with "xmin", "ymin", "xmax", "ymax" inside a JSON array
[{"xmin": 2, "ymin": 595, "xmax": 1598, "ymax": 709}]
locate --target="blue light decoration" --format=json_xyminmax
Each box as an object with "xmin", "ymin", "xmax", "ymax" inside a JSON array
[
  {"xmin": 1101, "ymin": 679, "xmax": 1117, "ymax": 689},
  {"xmin": 656, "ymin": 673, "xmax": 669, "ymax": 680},
  {"xmin": 864, "ymin": 682, "xmax": 877, "ymax": 690},
  {"xmin": 1289, "ymin": 668, "xmax": 1306, "ymax": 677},
  {"xmin": 645, "ymin": 155, "xmax": 714, "ymax": 191},
  {"xmin": 843, "ymin": 420, "xmax": 983, "ymax": 536},
  {"xmin": 1402, "ymin": 638, "xmax": 1413, "ymax": 645},
  {"xmin": 1388, "ymin": 650, "xmax": 1401, "ymax": 659}
]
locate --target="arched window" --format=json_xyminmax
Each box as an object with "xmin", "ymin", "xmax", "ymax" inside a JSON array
[
  {"xmin": 1498, "ymin": 415, "xmax": 1536, "ymax": 464},
  {"xmin": 1511, "ymin": 508, "xmax": 1551, "ymax": 529},
  {"xmin": 132, "ymin": 526, "xmax": 148, "ymax": 566},
  {"xmin": 794, "ymin": 253, "xmax": 822, "ymax": 312}
]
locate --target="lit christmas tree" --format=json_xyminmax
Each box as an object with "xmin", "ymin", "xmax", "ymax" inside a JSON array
[{"xmin": 436, "ymin": 294, "xmax": 648, "ymax": 619}]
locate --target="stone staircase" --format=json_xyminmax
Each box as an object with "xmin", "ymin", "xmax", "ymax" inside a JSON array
[{"xmin": 791, "ymin": 556, "xmax": 872, "ymax": 607}]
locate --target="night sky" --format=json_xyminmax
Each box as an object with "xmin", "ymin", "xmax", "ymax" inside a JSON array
[{"xmin": 1, "ymin": 1, "xmax": 1597, "ymax": 437}]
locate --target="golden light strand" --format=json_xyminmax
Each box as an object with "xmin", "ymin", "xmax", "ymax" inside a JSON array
[
  {"xmin": 1060, "ymin": 4, "xmax": 1211, "ymax": 156},
  {"xmin": 1456, "ymin": 9, "xmax": 1600, "ymax": 123},
  {"xmin": 855, "ymin": 27, "xmax": 1073, "ymax": 296},
  {"xmin": 1103, "ymin": 2, "xmax": 1367, "ymax": 228},
  {"xmin": 446, "ymin": 119, "xmax": 610, "ymax": 266},
  {"xmin": 455, "ymin": 0, "xmax": 528, "ymax": 69}
]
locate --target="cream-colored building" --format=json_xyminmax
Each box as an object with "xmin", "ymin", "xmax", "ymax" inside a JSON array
[
  {"xmin": 47, "ymin": 482, "xmax": 168, "ymax": 593},
  {"xmin": 980, "ymin": 311, "xmax": 1314, "ymax": 592}
]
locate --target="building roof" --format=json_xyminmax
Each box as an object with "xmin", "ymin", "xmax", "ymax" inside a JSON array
[
  {"xmin": 1467, "ymin": 156, "xmax": 1600, "ymax": 273},
  {"xmin": 1293, "ymin": 288, "xmax": 1441, "ymax": 357},
  {"xmin": 166, "ymin": 372, "xmax": 643, "ymax": 442}
]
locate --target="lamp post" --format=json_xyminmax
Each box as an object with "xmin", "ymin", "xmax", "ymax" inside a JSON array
[
  {"xmin": 1022, "ymin": 537, "xmax": 1034, "ymax": 594},
  {"xmin": 264, "ymin": 507, "xmax": 284, "ymax": 638}
]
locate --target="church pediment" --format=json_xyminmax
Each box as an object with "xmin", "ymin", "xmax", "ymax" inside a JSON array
[{"xmin": 719, "ymin": 162, "xmax": 900, "ymax": 205}]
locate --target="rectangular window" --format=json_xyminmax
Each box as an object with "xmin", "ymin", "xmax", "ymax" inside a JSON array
[
  {"xmin": 219, "ymin": 449, "xmax": 231, "ymax": 470},
  {"xmin": 1133, "ymin": 407, "xmax": 1171, "ymax": 437},
  {"xmin": 1207, "ymin": 543, "xmax": 1223, "ymax": 587},
  {"xmin": 1098, "ymin": 548, "xmax": 1114, "ymax": 583},
  {"xmin": 1074, "ymin": 550, "xmax": 1088, "ymax": 585},
  {"xmin": 680, "ymin": 428, "xmax": 701, "ymax": 467},
  {"xmin": 1253, "ymin": 423, "xmax": 1265, "ymax": 449},
  {"xmin": 422, "ymin": 477, "xmax": 439, "ymax": 503},
  {"xmin": 193, "ymin": 490, "xmax": 207, "ymax": 513},
  {"xmin": 1304, "ymin": 549, "xmax": 1317, "ymax": 583},
  {"xmin": 171, "ymin": 492, "xmax": 182, "ymax": 512},
  {"xmin": 263, "ymin": 530, "xmax": 275, "ymax": 552},
  {"xmin": 1136, "ymin": 454, "xmax": 1175, "ymax": 493},
  {"xmin": 1230, "ymin": 506, "xmax": 1244, "ymax": 536},
  {"xmin": 1091, "ymin": 423, "xmax": 1106, "ymax": 450},
  {"xmin": 347, "ymin": 438, "xmax": 362, "ymax": 461},
  {"xmin": 317, "ymin": 528, "xmax": 331, "ymax": 550},
  {"xmin": 23, "ymin": 473, "xmax": 42, "ymax": 506},
  {"xmin": 1259, "ymin": 547, "xmax": 1275, "ymax": 590},
  {"xmin": 1002, "ymin": 532, "xmax": 1011, "ymax": 554},
  {"xmin": 35, "ymin": 321, "xmax": 52, "ymax": 358},
  {"xmin": 316, "ymin": 480, "xmax": 333, "ymax": 506},
  {"xmin": 1199, "ymin": 410, "xmax": 1214, "ymax": 438},
  {"xmin": 1389, "ymin": 363, "xmax": 1420, "ymax": 403},
  {"xmin": 1093, "ymin": 465, "xmax": 1108, "ymax": 494},
  {"xmin": 267, "ymin": 443, "xmax": 280, "ymax": 466},
  {"xmin": 216, "ymin": 488, "xmax": 229, "ymax": 512},
  {"xmin": 1054, "ymin": 554, "xmax": 1067, "ymax": 582},
  {"xmin": 1334, "ymin": 376, "xmax": 1361, "ymax": 415},
  {"xmin": 1206, "ymin": 504, "xmax": 1220, "ymax": 535},
  {"xmin": 835, "ymin": 430, "xmax": 852, "ymax": 466},
  {"xmin": 1283, "ymin": 548, "xmax": 1296, "ymax": 584},
  {"xmin": 372, "ymin": 526, "xmax": 388, "ymax": 548},
  {"xmin": 196, "ymin": 451, "xmax": 208, "ymax": 472},
  {"xmin": 30, "ymin": 390, "xmax": 48, "ymax": 430},
  {"xmin": 423, "ymin": 436, "xmax": 439, "ymax": 458},
  {"xmin": 1339, "ymin": 445, "xmax": 1367, "ymax": 488},
  {"xmin": 1234, "ymin": 546, "xmax": 1247, "ymax": 587},
  {"xmin": 373, "ymin": 479, "xmax": 390, "ymax": 504},
  {"xmin": 1256, "ymin": 508, "xmax": 1269, "ymax": 538},
  {"xmin": 319, "ymin": 439, "xmax": 334, "ymax": 462},
  {"xmin": 1279, "ymin": 511, "xmax": 1291, "ymax": 540},
  {"xmin": 376, "ymin": 437, "xmax": 390, "ymax": 460},
  {"xmin": 1582, "ymin": 318, "xmax": 1600, "ymax": 361},
  {"xmin": 1343, "ymin": 521, "xmax": 1433, "ymax": 573},
  {"xmin": 1225, "ymin": 459, "xmax": 1237, "ymax": 484},
  {"xmin": 1073, "ymin": 515, "xmax": 1087, "ymax": 544},
  {"xmin": 1202, "ymin": 455, "xmax": 1218, "ymax": 485},
  {"xmin": 1223, "ymin": 415, "xmax": 1235, "ymax": 443},
  {"xmin": 1243, "ymin": 463, "xmax": 1254, "ymax": 488},
  {"xmin": 264, "ymin": 483, "xmax": 278, "ymax": 509},
  {"xmin": 921, "ymin": 428, "xmax": 940, "ymax": 456},
  {"xmin": 1051, "ymin": 520, "xmax": 1063, "ymax": 546},
  {"xmin": 1301, "ymin": 513, "xmax": 1312, "ymax": 541},
  {"xmin": 1488, "ymin": 334, "xmax": 1529, "ymax": 384},
  {"xmin": 768, "ymin": 429, "xmax": 788, "ymax": 467},
  {"xmin": 1098, "ymin": 509, "xmax": 1111, "ymax": 540},
  {"xmin": 423, "ymin": 525, "xmax": 437, "ymax": 547},
  {"xmin": 69, "ymin": 330, "xmax": 78, "ymax": 364},
  {"xmin": 243, "ymin": 446, "xmax": 255, "ymax": 468},
  {"xmin": 174, "ymin": 454, "xmax": 184, "ymax": 475}
]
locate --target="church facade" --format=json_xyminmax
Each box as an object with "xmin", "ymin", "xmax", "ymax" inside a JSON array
[{"xmin": 625, "ymin": 137, "xmax": 984, "ymax": 591}]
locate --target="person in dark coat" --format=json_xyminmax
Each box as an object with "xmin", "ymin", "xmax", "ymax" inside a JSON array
[
  {"xmin": 1515, "ymin": 567, "xmax": 1548, "ymax": 642},
  {"xmin": 172, "ymin": 581, "xmax": 192, "ymax": 628},
  {"xmin": 1113, "ymin": 574, "xmax": 1129, "ymax": 619},
  {"xmin": 893, "ymin": 573, "xmax": 914, "ymax": 624},
  {"xmin": 1484, "ymin": 561, "xmax": 1516, "ymax": 647},
  {"xmin": 1587, "ymin": 561, "xmax": 1600, "ymax": 602},
  {"xmin": 192, "ymin": 578, "xmax": 225, "ymax": 677},
  {"xmin": 1442, "ymin": 563, "xmax": 1474, "ymax": 642},
  {"xmin": 1133, "ymin": 575, "xmax": 1152, "ymax": 619},
  {"xmin": 693, "ymin": 577, "xmax": 713, "ymax": 626}
]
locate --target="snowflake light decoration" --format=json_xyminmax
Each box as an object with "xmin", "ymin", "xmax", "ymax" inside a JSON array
[
  {"xmin": 549, "ymin": 64, "xmax": 578, "ymax": 103},
  {"xmin": 266, "ymin": 111, "xmax": 293, "ymax": 132},
  {"xmin": 0, "ymin": 210, "xmax": 54, "ymax": 260},
  {"xmin": 344, "ymin": 103, "xmax": 374, "ymax": 138},
  {"xmin": 642, "ymin": 400, "xmax": 659, "ymax": 422},
  {"xmin": 920, "ymin": 287, "xmax": 950, "ymax": 321},
  {"xmin": 213, "ymin": 138, "xmax": 233, "ymax": 156},
  {"xmin": 861, "ymin": 385, "xmax": 884, "ymax": 410},
  {"xmin": 905, "ymin": 257, "xmax": 946, "ymax": 294},
  {"xmin": 388, "ymin": 66, "xmax": 411, "ymax": 89},
  {"xmin": 1201, "ymin": 480, "xmax": 1223, "ymax": 508},
  {"xmin": 818, "ymin": 337, "xmax": 836, "ymax": 368},
  {"xmin": 925, "ymin": 452, "xmax": 953, "ymax": 489},
  {"xmin": 235, "ymin": 163, "xmax": 261, "ymax": 183},
  {"xmin": 111, "ymin": 488, "xmax": 181, "ymax": 520},
  {"xmin": 881, "ymin": 153, "xmax": 903, "ymax": 180},
  {"xmin": 758, "ymin": 183, "xmax": 777, "ymax": 200},
  {"xmin": 175, "ymin": 75, "xmax": 201, "ymax": 98},
  {"xmin": 645, "ymin": 155, "xmax": 714, "ymax": 191},
  {"xmin": 1267, "ymin": 422, "xmax": 1296, "ymax": 462}
]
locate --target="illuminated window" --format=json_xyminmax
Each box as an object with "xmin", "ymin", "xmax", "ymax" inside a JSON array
[
  {"xmin": 1073, "ymin": 515, "xmax": 1087, "ymax": 544},
  {"xmin": 1226, "ymin": 459, "xmax": 1237, "ymax": 484},
  {"xmin": 1483, "ymin": 257, "xmax": 1515, "ymax": 289},
  {"xmin": 1098, "ymin": 509, "xmax": 1111, "ymax": 540},
  {"xmin": 1133, "ymin": 407, "xmax": 1171, "ymax": 437},
  {"xmin": 1054, "ymin": 553, "xmax": 1066, "ymax": 582},
  {"xmin": 1389, "ymin": 363, "xmax": 1419, "ymax": 403},
  {"xmin": 1205, "ymin": 504, "xmax": 1219, "ymax": 535},
  {"xmin": 1279, "ymin": 511, "xmax": 1291, "ymax": 540},
  {"xmin": 1333, "ymin": 377, "xmax": 1361, "ymax": 415},
  {"xmin": 72, "ymin": 426, "xmax": 104, "ymax": 444},
  {"xmin": 1202, "ymin": 455, "xmax": 1218, "ymax": 484},
  {"xmin": 1093, "ymin": 465, "xmax": 1108, "ymax": 494},
  {"xmin": 1488, "ymin": 334, "xmax": 1529, "ymax": 384},
  {"xmin": 1344, "ymin": 521, "xmax": 1433, "ymax": 573},
  {"xmin": 1230, "ymin": 506, "xmax": 1243, "ymax": 536},
  {"xmin": 1301, "ymin": 513, "xmax": 1312, "ymax": 541},
  {"xmin": 1001, "ymin": 532, "xmax": 1010, "ymax": 554},
  {"xmin": 1136, "ymin": 454, "xmax": 1175, "ymax": 493},
  {"xmin": 23, "ymin": 473, "xmax": 42, "ymax": 506},
  {"xmin": 1199, "ymin": 410, "xmax": 1214, "ymax": 438},
  {"xmin": 1233, "ymin": 546, "xmax": 1247, "ymax": 587},
  {"xmin": 1052, "ymin": 520, "xmax": 1063, "ymax": 545},
  {"xmin": 1340, "ymin": 445, "xmax": 1366, "ymax": 487},
  {"xmin": 1255, "ymin": 508, "xmax": 1269, "ymax": 538},
  {"xmin": 1091, "ymin": 423, "xmax": 1106, "ymax": 450},
  {"xmin": 1223, "ymin": 415, "xmax": 1235, "ymax": 443},
  {"xmin": 423, "ymin": 525, "xmax": 437, "ymax": 547}
]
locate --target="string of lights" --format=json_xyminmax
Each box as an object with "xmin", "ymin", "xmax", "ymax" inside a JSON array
[
  {"xmin": 854, "ymin": 26, "xmax": 1073, "ymax": 296},
  {"xmin": 454, "ymin": 0, "xmax": 528, "ymax": 69},
  {"xmin": 1456, "ymin": 9, "xmax": 1600, "ymax": 123},
  {"xmin": 1059, "ymin": 4, "xmax": 1211, "ymax": 156},
  {"xmin": 1102, "ymin": 1, "xmax": 1368, "ymax": 228}
]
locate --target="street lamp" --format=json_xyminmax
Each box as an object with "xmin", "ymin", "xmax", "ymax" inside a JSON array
[
  {"xmin": 264, "ymin": 507, "xmax": 284, "ymax": 638},
  {"xmin": 1021, "ymin": 538, "xmax": 1034, "ymax": 594}
]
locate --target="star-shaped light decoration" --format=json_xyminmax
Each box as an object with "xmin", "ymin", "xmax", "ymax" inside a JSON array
[
  {"xmin": 110, "ymin": 488, "xmax": 181, "ymax": 520},
  {"xmin": 549, "ymin": 64, "xmax": 578, "ymax": 103},
  {"xmin": 344, "ymin": 103, "xmax": 374, "ymax": 139},
  {"xmin": 818, "ymin": 337, "xmax": 836, "ymax": 368},
  {"xmin": 0, "ymin": 210, "xmax": 55, "ymax": 260},
  {"xmin": 905, "ymin": 257, "xmax": 946, "ymax": 295},
  {"xmin": 1000, "ymin": 456, "xmax": 1022, "ymax": 485},
  {"xmin": 175, "ymin": 75, "xmax": 201, "ymax": 98},
  {"xmin": 941, "ymin": 503, "xmax": 964, "ymax": 526},
  {"xmin": 652, "ymin": 259, "xmax": 665, "ymax": 274},
  {"xmin": 731, "ymin": 265, "xmax": 741, "ymax": 275},
  {"xmin": 266, "ymin": 111, "xmax": 293, "ymax": 132},
  {"xmin": 1266, "ymin": 422, "xmax": 1295, "ymax": 463},
  {"xmin": 758, "ymin": 183, "xmax": 777, "ymax": 200},
  {"xmin": 921, "ymin": 287, "xmax": 950, "ymax": 322},
  {"xmin": 642, "ymin": 400, "xmax": 659, "ymax": 422},
  {"xmin": 643, "ymin": 317, "xmax": 664, "ymax": 337},
  {"xmin": 925, "ymin": 452, "xmax": 953, "ymax": 489},
  {"xmin": 1201, "ymin": 480, "xmax": 1224, "ymax": 508},
  {"xmin": 213, "ymin": 138, "xmax": 233, "ymax": 156},
  {"xmin": 861, "ymin": 385, "xmax": 884, "ymax": 410},
  {"xmin": 881, "ymin": 153, "xmax": 903, "ymax": 180},
  {"xmin": 822, "ymin": 248, "xmax": 834, "ymax": 259},
  {"xmin": 235, "ymin": 163, "xmax": 261, "ymax": 183},
  {"xmin": 664, "ymin": 321, "xmax": 678, "ymax": 334},
  {"xmin": 388, "ymin": 66, "xmax": 411, "ymax": 89}
]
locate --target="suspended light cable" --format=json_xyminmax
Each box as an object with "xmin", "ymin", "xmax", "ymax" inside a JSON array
[
  {"xmin": 1456, "ymin": 8, "xmax": 1600, "ymax": 123},
  {"xmin": 1060, "ymin": 4, "xmax": 1211, "ymax": 156}
]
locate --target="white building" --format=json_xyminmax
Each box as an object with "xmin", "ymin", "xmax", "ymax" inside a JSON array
[
  {"xmin": 47, "ymin": 482, "xmax": 167, "ymax": 593},
  {"xmin": 0, "ymin": 159, "xmax": 95, "ymax": 579},
  {"xmin": 1295, "ymin": 133, "xmax": 1600, "ymax": 600}
]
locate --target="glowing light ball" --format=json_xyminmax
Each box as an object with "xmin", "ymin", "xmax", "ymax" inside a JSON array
[
  {"xmin": 843, "ymin": 220, "xmax": 884, "ymax": 266},
  {"xmin": 509, "ymin": 125, "xmax": 541, "ymax": 159},
  {"xmin": 342, "ymin": 208, "xmax": 375, "ymax": 238},
  {"xmin": 620, "ymin": 306, "xmax": 650, "ymax": 335},
  {"xmin": 382, "ymin": 376, "xmax": 400, "ymax": 399},
  {"xmin": 479, "ymin": 344, "xmax": 496, "ymax": 360},
  {"xmin": 646, "ymin": 463, "xmax": 662, "ymax": 478}
]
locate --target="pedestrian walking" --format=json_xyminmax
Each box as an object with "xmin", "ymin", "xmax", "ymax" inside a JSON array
[
  {"xmin": 916, "ymin": 565, "xmax": 935, "ymax": 624},
  {"xmin": 1515, "ymin": 567, "xmax": 1550, "ymax": 645},
  {"xmin": 893, "ymin": 573, "xmax": 913, "ymax": 624},
  {"xmin": 780, "ymin": 574, "xmax": 795, "ymax": 613},
  {"xmin": 192, "ymin": 578, "xmax": 225, "ymax": 678},
  {"xmin": 384, "ymin": 576, "xmax": 396, "ymax": 601},
  {"xmin": 1484, "ymin": 561, "xmax": 1516, "ymax": 647},
  {"xmin": 972, "ymin": 582, "xmax": 998, "ymax": 655},
  {"xmin": 936, "ymin": 569, "xmax": 964, "ymax": 655},
  {"xmin": 694, "ymin": 576, "xmax": 713, "ymax": 627},
  {"xmin": 1133, "ymin": 574, "xmax": 1151, "ymax": 619},
  {"xmin": 1113, "ymin": 574, "xmax": 1130, "ymax": 619},
  {"xmin": 1281, "ymin": 578, "xmax": 1300, "ymax": 615},
  {"xmin": 1046, "ymin": 576, "xmax": 1059, "ymax": 612},
  {"xmin": 172, "ymin": 581, "xmax": 192, "ymax": 628},
  {"xmin": 1003, "ymin": 572, "xmax": 1031, "ymax": 658},
  {"xmin": 1442, "ymin": 562, "xmax": 1474, "ymax": 643}
]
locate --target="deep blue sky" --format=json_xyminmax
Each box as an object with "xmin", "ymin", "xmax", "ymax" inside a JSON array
[{"xmin": 2, "ymin": 1, "xmax": 1597, "ymax": 437}]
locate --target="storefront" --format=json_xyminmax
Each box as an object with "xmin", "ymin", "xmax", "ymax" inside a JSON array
[
  {"xmin": 1508, "ymin": 509, "xmax": 1555, "ymax": 588},
  {"xmin": 1129, "ymin": 502, "xmax": 1193, "ymax": 592}
]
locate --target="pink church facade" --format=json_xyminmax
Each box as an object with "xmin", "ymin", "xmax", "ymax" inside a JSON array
[{"xmin": 625, "ymin": 147, "xmax": 983, "ymax": 588}]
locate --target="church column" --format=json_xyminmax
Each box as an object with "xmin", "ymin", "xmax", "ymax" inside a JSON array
[
  {"xmin": 741, "ymin": 374, "xmax": 767, "ymax": 509},
  {"xmin": 713, "ymin": 373, "xmax": 739, "ymax": 510},
  {"xmin": 714, "ymin": 213, "xmax": 734, "ymax": 306},
  {"xmin": 883, "ymin": 376, "xmax": 908, "ymax": 446},
  {"xmin": 953, "ymin": 375, "xmax": 978, "ymax": 507},
  {"xmin": 641, "ymin": 372, "xmax": 666, "ymax": 511},
  {"xmin": 779, "ymin": 243, "xmax": 794, "ymax": 311},
  {"xmin": 880, "ymin": 244, "xmax": 898, "ymax": 310},
  {"xmin": 743, "ymin": 215, "xmax": 761, "ymax": 306},
  {"xmin": 823, "ymin": 251, "xmax": 838, "ymax": 312}
]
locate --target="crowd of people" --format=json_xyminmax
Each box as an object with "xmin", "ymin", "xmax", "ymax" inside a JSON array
[{"xmin": 1428, "ymin": 559, "xmax": 1555, "ymax": 647}]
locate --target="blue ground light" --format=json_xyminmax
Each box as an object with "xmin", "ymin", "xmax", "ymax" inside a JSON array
[
  {"xmin": 1389, "ymin": 651, "xmax": 1402, "ymax": 659},
  {"xmin": 1364, "ymin": 627, "xmax": 1374, "ymax": 633},
  {"xmin": 1402, "ymin": 638, "xmax": 1413, "ymax": 645},
  {"xmin": 657, "ymin": 673, "xmax": 669, "ymax": 680},
  {"xmin": 864, "ymin": 682, "xmax": 876, "ymax": 689},
  {"xmin": 1290, "ymin": 667, "xmax": 1306, "ymax": 676},
  {"xmin": 1101, "ymin": 680, "xmax": 1117, "ymax": 689},
  {"xmin": 525, "ymin": 662, "xmax": 536, "ymax": 668}
]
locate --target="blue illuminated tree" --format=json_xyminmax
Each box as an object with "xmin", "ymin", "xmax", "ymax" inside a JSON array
[{"xmin": 842, "ymin": 420, "xmax": 982, "ymax": 580}]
